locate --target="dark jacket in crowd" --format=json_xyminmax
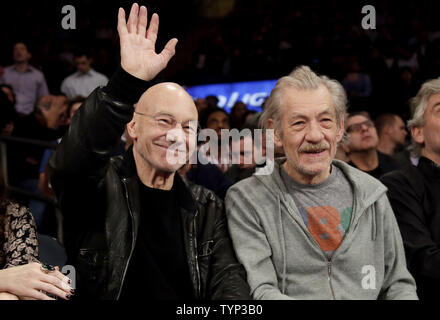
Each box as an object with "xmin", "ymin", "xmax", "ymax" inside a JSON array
[
  {"xmin": 49, "ymin": 67, "xmax": 250, "ymax": 300},
  {"xmin": 381, "ymin": 157, "xmax": 440, "ymax": 300}
]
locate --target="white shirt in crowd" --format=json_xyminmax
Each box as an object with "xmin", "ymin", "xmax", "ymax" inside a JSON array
[{"xmin": 60, "ymin": 69, "xmax": 108, "ymax": 98}]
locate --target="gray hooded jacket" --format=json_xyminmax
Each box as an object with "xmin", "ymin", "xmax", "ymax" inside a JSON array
[{"xmin": 225, "ymin": 159, "xmax": 417, "ymax": 300}]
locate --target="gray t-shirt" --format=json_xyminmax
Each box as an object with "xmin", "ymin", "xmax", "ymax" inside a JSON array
[{"xmin": 281, "ymin": 164, "xmax": 354, "ymax": 259}]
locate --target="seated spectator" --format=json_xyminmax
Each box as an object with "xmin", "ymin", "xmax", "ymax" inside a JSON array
[
  {"xmin": 343, "ymin": 112, "xmax": 399, "ymax": 179},
  {"xmin": 229, "ymin": 101, "xmax": 248, "ymax": 129},
  {"xmin": 342, "ymin": 59, "xmax": 372, "ymax": 111},
  {"xmin": 381, "ymin": 78, "xmax": 440, "ymax": 300},
  {"xmin": 0, "ymin": 184, "xmax": 73, "ymax": 300},
  {"xmin": 65, "ymin": 96, "xmax": 85, "ymax": 125},
  {"xmin": 205, "ymin": 95, "xmax": 219, "ymax": 108},
  {"xmin": 376, "ymin": 113, "xmax": 408, "ymax": 156},
  {"xmin": 199, "ymin": 107, "xmax": 232, "ymax": 172},
  {"xmin": 186, "ymin": 162, "xmax": 233, "ymax": 199},
  {"xmin": 0, "ymin": 85, "xmax": 17, "ymax": 136},
  {"xmin": 225, "ymin": 130, "xmax": 263, "ymax": 184},
  {"xmin": 60, "ymin": 50, "xmax": 108, "ymax": 99},
  {"xmin": 7, "ymin": 95, "xmax": 68, "ymax": 231},
  {"xmin": 376, "ymin": 113, "xmax": 411, "ymax": 167},
  {"xmin": 243, "ymin": 110, "xmax": 257, "ymax": 127},
  {"xmin": 194, "ymin": 97, "xmax": 208, "ymax": 114},
  {"xmin": 49, "ymin": 4, "xmax": 250, "ymax": 299},
  {"xmin": 0, "ymin": 41, "xmax": 49, "ymax": 115}
]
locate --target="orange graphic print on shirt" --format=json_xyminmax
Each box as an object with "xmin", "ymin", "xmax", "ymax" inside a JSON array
[{"xmin": 307, "ymin": 206, "xmax": 343, "ymax": 252}]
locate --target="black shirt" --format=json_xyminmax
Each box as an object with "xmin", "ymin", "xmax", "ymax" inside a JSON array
[
  {"xmin": 381, "ymin": 157, "xmax": 440, "ymax": 299},
  {"xmin": 119, "ymin": 179, "xmax": 194, "ymax": 300},
  {"xmin": 348, "ymin": 151, "xmax": 399, "ymax": 179}
]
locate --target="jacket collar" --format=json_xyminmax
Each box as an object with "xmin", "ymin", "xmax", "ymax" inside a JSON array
[
  {"xmin": 418, "ymin": 156, "xmax": 440, "ymax": 180},
  {"xmin": 254, "ymin": 157, "xmax": 387, "ymax": 215},
  {"xmin": 113, "ymin": 146, "xmax": 197, "ymax": 214}
]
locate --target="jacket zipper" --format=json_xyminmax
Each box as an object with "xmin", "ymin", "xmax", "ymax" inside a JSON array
[
  {"xmin": 327, "ymin": 260, "xmax": 336, "ymax": 300},
  {"xmin": 192, "ymin": 211, "xmax": 201, "ymax": 298},
  {"xmin": 116, "ymin": 178, "xmax": 136, "ymax": 300}
]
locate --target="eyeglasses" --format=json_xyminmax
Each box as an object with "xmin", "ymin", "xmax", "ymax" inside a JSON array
[
  {"xmin": 346, "ymin": 119, "xmax": 375, "ymax": 133},
  {"xmin": 134, "ymin": 111, "xmax": 200, "ymax": 135}
]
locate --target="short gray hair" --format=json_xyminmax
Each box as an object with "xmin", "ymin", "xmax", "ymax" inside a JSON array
[
  {"xmin": 259, "ymin": 65, "xmax": 347, "ymax": 131},
  {"xmin": 408, "ymin": 77, "xmax": 440, "ymax": 156}
]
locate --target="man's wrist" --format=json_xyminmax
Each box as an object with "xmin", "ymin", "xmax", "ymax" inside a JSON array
[{"xmin": 103, "ymin": 66, "xmax": 151, "ymax": 105}]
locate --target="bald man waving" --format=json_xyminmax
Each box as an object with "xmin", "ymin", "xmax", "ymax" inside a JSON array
[{"xmin": 49, "ymin": 3, "xmax": 250, "ymax": 300}]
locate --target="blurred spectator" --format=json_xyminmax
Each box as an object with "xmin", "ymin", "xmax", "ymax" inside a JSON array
[
  {"xmin": 0, "ymin": 85, "xmax": 17, "ymax": 136},
  {"xmin": 60, "ymin": 50, "xmax": 108, "ymax": 99},
  {"xmin": 7, "ymin": 95, "xmax": 68, "ymax": 231},
  {"xmin": 225, "ymin": 131, "xmax": 257, "ymax": 184},
  {"xmin": 229, "ymin": 101, "xmax": 247, "ymax": 129},
  {"xmin": 342, "ymin": 58, "xmax": 372, "ymax": 111},
  {"xmin": 1, "ymin": 42, "xmax": 49, "ymax": 115},
  {"xmin": 186, "ymin": 163, "xmax": 233, "ymax": 199},
  {"xmin": 65, "ymin": 96, "xmax": 85, "ymax": 125},
  {"xmin": 376, "ymin": 113, "xmax": 408, "ymax": 156},
  {"xmin": 199, "ymin": 107, "xmax": 231, "ymax": 172},
  {"xmin": 194, "ymin": 97, "xmax": 208, "ymax": 114},
  {"xmin": 205, "ymin": 95, "xmax": 219, "ymax": 108},
  {"xmin": 343, "ymin": 112, "xmax": 399, "ymax": 179},
  {"xmin": 37, "ymin": 96, "xmax": 86, "ymax": 201},
  {"xmin": 0, "ymin": 192, "xmax": 73, "ymax": 300}
]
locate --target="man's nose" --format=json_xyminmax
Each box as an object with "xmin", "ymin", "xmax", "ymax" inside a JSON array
[{"xmin": 304, "ymin": 121, "xmax": 324, "ymax": 142}]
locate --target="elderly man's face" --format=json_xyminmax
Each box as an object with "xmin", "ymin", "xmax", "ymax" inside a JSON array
[
  {"xmin": 274, "ymin": 86, "xmax": 343, "ymax": 183},
  {"xmin": 345, "ymin": 115, "xmax": 379, "ymax": 152},
  {"xmin": 129, "ymin": 83, "xmax": 198, "ymax": 173},
  {"xmin": 413, "ymin": 92, "xmax": 440, "ymax": 162}
]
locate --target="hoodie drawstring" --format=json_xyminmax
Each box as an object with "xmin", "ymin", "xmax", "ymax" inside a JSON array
[
  {"xmin": 371, "ymin": 206, "xmax": 377, "ymax": 241},
  {"xmin": 278, "ymin": 195, "xmax": 287, "ymax": 294}
]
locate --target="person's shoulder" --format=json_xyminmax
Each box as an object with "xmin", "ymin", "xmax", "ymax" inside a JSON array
[
  {"xmin": 3, "ymin": 65, "xmax": 15, "ymax": 72},
  {"xmin": 90, "ymin": 69, "xmax": 109, "ymax": 81},
  {"xmin": 2, "ymin": 200, "xmax": 32, "ymax": 221},
  {"xmin": 62, "ymin": 72, "xmax": 79, "ymax": 82},
  {"xmin": 381, "ymin": 163, "xmax": 420, "ymax": 188},
  {"xmin": 28, "ymin": 65, "xmax": 44, "ymax": 76}
]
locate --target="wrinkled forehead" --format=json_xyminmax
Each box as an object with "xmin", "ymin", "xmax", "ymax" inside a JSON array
[
  {"xmin": 426, "ymin": 92, "xmax": 440, "ymax": 114},
  {"xmin": 280, "ymin": 86, "xmax": 336, "ymax": 117}
]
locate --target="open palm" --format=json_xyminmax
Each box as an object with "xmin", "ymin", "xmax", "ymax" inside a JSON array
[{"xmin": 117, "ymin": 3, "xmax": 178, "ymax": 81}]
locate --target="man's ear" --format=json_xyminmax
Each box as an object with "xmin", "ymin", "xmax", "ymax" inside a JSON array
[
  {"xmin": 126, "ymin": 119, "xmax": 138, "ymax": 140},
  {"xmin": 336, "ymin": 118, "xmax": 345, "ymax": 143},
  {"xmin": 411, "ymin": 126, "xmax": 424, "ymax": 145},
  {"xmin": 268, "ymin": 118, "xmax": 283, "ymax": 148},
  {"xmin": 341, "ymin": 141, "xmax": 350, "ymax": 154}
]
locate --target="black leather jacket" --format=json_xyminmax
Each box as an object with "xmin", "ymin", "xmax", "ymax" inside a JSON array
[{"xmin": 49, "ymin": 71, "xmax": 250, "ymax": 300}]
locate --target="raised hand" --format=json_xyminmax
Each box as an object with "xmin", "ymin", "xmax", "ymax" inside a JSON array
[{"xmin": 118, "ymin": 3, "xmax": 178, "ymax": 81}]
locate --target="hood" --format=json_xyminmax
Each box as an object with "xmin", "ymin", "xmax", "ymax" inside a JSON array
[{"xmin": 253, "ymin": 157, "xmax": 388, "ymax": 224}]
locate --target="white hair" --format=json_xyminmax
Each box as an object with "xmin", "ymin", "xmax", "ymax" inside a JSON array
[
  {"xmin": 259, "ymin": 65, "xmax": 347, "ymax": 132},
  {"xmin": 408, "ymin": 77, "xmax": 440, "ymax": 156}
]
